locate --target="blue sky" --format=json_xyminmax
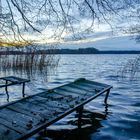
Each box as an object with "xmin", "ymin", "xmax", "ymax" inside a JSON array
[
  {"xmin": 40, "ymin": 22, "xmax": 140, "ymax": 50},
  {"xmin": 58, "ymin": 35, "xmax": 140, "ymax": 50}
]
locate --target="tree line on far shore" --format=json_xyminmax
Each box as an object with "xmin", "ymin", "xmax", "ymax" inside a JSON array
[{"xmin": 0, "ymin": 47, "xmax": 140, "ymax": 55}]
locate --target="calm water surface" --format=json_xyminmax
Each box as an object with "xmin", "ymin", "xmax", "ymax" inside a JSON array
[{"xmin": 0, "ymin": 54, "xmax": 140, "ymax": 140}]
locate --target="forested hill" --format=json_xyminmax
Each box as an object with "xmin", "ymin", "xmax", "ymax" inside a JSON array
[
  {"xmin": 48, "ymin": 48, "xmax": 140, "ymax": 54},
  {"xmin": 53, "ymin": 47, "xmax": 99, "ymax": 54}
]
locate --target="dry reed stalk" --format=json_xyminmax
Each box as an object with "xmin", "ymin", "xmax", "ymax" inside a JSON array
[{"xmin": 0, "ymin": 46, "xmax": 59, "ymax": 80}]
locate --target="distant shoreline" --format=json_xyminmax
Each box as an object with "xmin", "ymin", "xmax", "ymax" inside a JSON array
[
  {"xmin": 0, "ymin": 47, "xmax": 140, "ymax": 55},
  {"xmin": 93, "ymin": 51, "xmax": 140, "ymax": 54},
  {"xmin": 53, "ymin": 50, "xmax": 140, "ymax": 54},
  {"xmin": 47, "ymin": 48, "xmax": 140, "ymax": 54}
]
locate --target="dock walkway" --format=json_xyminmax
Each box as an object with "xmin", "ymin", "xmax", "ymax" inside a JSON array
[{"xmin": 0, "ymin": 78, "xmax": 112, "ymax": 140}]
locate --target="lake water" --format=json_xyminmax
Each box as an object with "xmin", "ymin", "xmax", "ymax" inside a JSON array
[{"xmin": 0, "ymin": 54, "xmax": 140, "ymax": 140}]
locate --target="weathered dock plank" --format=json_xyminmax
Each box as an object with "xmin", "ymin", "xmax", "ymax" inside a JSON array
[
  {"xmin": 0, "ymin": 124, "xmax": 21, "ymax": 140},
  {"xmin": 0, "ymin": 117, "xmax": 25, "ymax": 134},
  {"xmin": 72, "ymin": 82, "xmax": 104, "ymax": 91},
  {"xmin": 25, "ymin": 98, "xmax": 69, "ymax": 113},
  {"xmin": 0, "ymin": 78, "xmax": 112, "ymax": 140},
  {"xmin": 9, "ymin": 102, "xmax": 55, "ymax": 119},
  {"xmin": 58, "ymin": 85, "xmax": 92, "ymax": 96},
  {"xmin": 0, "ymin": 108, "xmax": 36, "ymax": 130},
  {"xmin": 54, "ymin": 88, "xmax": 82, "ymax": 97}
]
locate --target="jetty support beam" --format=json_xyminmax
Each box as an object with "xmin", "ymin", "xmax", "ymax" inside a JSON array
[
  {"xmin": 77, "ymin": 106, "xmax": 84, "ymax": 129},
  {"xmin": 104, "ymin": 89, "xmax": 110, "ymax": 104},
  {"xmin": 5, "ymin": 80, "xmax": 9, "ymax": 102},
  {"xmin": 22, "ymin": 83, "xmax": 25, "ymax": 97}
]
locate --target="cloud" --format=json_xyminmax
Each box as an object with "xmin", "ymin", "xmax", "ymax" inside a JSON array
[{"xmin": 58, "ymin": 35, "xmax": 140, "ymax": 50}]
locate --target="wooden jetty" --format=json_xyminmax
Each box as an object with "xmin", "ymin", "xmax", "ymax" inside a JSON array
[
  {"xmin": 0, "ymin": 78, "xmax": 112, "ymax": 140},
  {"xmin": 0, "ymin": 76, "xmax": 30, "ymax": 99}
]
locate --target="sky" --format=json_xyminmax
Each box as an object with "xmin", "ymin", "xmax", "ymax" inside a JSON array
[
  {"xmin": 39, "ymin": 23, "xmax": 140, "ymax": 51},
  {"xmin": 34, "ymin": 11, "xmax": 140, "ymax": 51},
  {"xmin": 58, "ymin": 35, "xmax": 140, "ymax": 51},
  {"xmin": 0, "ymin": 0, "xmax": 140, "ymax": 50}
]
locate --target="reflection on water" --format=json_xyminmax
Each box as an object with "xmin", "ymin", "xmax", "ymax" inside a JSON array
[
  {"xmin": 0, "ymin": 54, "xmax": 140, "ymax": 140},
  {"xmin": 43, "ymin": 104, "xmax": 109, "ymax": 140},
  {"xmin": 0, "ymin": 54, "xmax": 59, "ymax": 104}
]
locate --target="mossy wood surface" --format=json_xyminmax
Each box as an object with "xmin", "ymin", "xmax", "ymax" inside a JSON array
[{"xmin": 0, "ymin": 78, "xmax": 112, "ymax": 140}]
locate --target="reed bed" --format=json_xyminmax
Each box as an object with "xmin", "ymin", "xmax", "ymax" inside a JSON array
[
  {"xmin": 118, "ymin": 55, "xmax": 140, "ymax": 80},
  {"xmin": 0, "ymin": 46, "xmax": 59, "ymax": 81}
]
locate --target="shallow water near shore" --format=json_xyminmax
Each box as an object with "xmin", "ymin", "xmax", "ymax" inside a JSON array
[{"xmin": 0, "ymin": 54, "xmax": 140, "ymax": 140}]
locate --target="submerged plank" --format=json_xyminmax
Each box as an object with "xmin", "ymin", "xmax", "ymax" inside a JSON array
[
  {"xmin": 0, "ymin": 109, "xmax": 30, "ymax": 130},
  {"xmin": 8, "ymin": 101, "xmax": 64, "ymax": 121},
  {"xmin": 7, "ymin": 105, "xmax": 42, "ymax": 120},
  {"xmin": 54, "ymin": 88, "xmax": 82, "ymax": 97},
  {"xmin": 69, "ymin": 83, "xmax": 100, "ymax": 93},
  {"xmin": 37, "ymin": 93, "xmax": 83, "ymax": 109},
  {"xmin": 74, "ymin": 82, "xmax": 104, "ymax": 90},
  {"xmin": 0, "ymin": 124, "xmax": 21, "ymax": 140},
  {"xmin": 80, "ymin": 79, "xmax": 109, "ymax": 87},
  {"xmin": 59, "ymin": 85, "xmax": 90, "ymax": 95},
  {"xmin": 9, "ymin": 102, "xmax": 49, "ymax": 116},
  {"xmin": 0, "ymin": 78, "xmax": 112, "ymax": 140},
  {"xmin": 0, "ymin": 117, "xmax": 25, "ymax": 134},
  {"xmin": 0, "ymin": 108, "xmax": 41, "ymax": 131},
  {"xmin": 25, "ymin": 97, "xmax": 69, "ymax": 113}
]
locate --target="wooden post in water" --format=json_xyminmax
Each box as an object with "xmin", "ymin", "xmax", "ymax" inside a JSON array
[
  {"xmin": 77, "ymin": 106, "xmax": 83, "ymax": 129},
  {"xmin": 22, "ymin": 83, "xmax": 25, "ymax": 97},
  {"xmin": 104, "ymin": 89, "xmax": 110, "ymax": 104},
  {"xmin": 5, "ymin": 80, "xmax": 9, "ymax": 102}
]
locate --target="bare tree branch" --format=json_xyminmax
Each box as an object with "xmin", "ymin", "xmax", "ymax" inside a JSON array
[{"xmin": 0, "ymin": 0, "xmax": 138, "ymax": 44}]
